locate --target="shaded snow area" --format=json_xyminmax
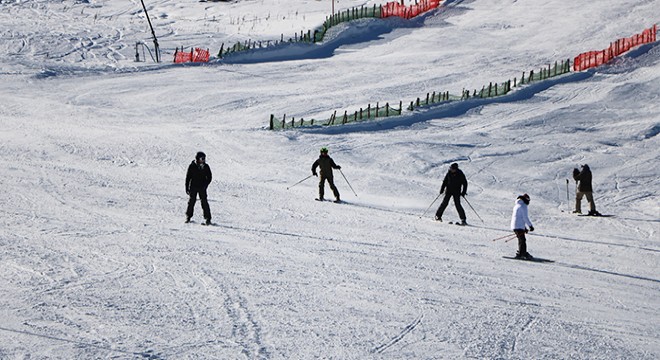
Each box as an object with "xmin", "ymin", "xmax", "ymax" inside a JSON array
[{"xmin": 0, "ymin": 0, "xmax": 658, "ymax": 358}]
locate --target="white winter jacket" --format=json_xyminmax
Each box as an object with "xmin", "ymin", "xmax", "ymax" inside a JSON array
[{"xmin": 510, "ymin": 199, "xmax": 533, "ymax": 230}]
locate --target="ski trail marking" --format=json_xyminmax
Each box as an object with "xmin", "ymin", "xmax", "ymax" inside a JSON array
[{"xmin": 372, "ymin": 314, "xmax": 423, "ymax": 354}]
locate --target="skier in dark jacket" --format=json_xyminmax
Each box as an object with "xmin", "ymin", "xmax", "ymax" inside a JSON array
[
  {"xmin": 311, "ymin": 147, "xmax": 341, "ymax": 202},
  {"xmin": 435, "ymin": 163, "xmax": 468, "ymax": 224},
  {"xmin": 573, "ymin": 164, "xmax": 600, "ymax": 216},
  {"xmin": 185, "ymin": 151, "xmax": 212, "ymax": 224}
]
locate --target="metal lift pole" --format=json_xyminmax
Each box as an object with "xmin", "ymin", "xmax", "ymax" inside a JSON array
[{"xmin": 140, "ymin": 0, "xmax": 160, "ymax": 63}]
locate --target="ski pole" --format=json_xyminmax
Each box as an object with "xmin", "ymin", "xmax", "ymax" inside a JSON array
[
  {"xmin": 420, "ymin": 192, "xmax": 442, "ymax": 219},
  {"xmin": 491, "ymin": 233, "xmax": 517, "ymax": 242},
  {"xmin": 339, "ymin": 169, "xmax": 358, "ymax": 197},
  {"xmin": 287, "ymin": 175, "xmax": 313, "ymax": 190},
  {"xmin": 505, "ymin": 235, "xmax": 518, "ymax": 243},
  {"xmin": 462, "ymin": 195, "xmax": 484, "ymax": 223},
  {"xmin": 566, "ymin": 179, "xmax": 570, "ymax": 211}
]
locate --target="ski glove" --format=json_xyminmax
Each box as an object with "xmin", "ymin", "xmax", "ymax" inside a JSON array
[
  {"xmin": 461, "ymin": 192, "xmax": 467, "ymax": 196},
  {"xmin": 186, "ymin": 189, "xmax": 190, "ymax": 195},
  {"xmin": 529, "ymin": 226, "xmax": 534, "ymax": 232},
  {"xmin": 312, "ymin": 172, "xmax": 317, "ymax": 177},
  {"xmin": 336, "ymin": 165, "xmax": 341, "ymax": 170}
]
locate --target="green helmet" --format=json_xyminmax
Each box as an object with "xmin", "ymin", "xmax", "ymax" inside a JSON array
[{"xmin": 320, "ymin": 147, "xmax": 328, "ymax": 153}]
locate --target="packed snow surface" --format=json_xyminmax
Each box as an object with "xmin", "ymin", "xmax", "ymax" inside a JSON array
[{"xmin": 0, "ymin": 0, "xmax": 658, "ymax": 358}]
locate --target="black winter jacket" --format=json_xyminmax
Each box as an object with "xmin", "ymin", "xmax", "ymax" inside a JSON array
[
  {"xmin": 441, "ymin": 169, "xmax": 468, "ymax": 195},
  {"xmin": 186, "ymin": 161, "xmax": 212, "ymax": 192},
  {"xmin": 312, "ymin": 154, "xmax": 340, "ymax": 177},
  {"xmin": 573, "ymin": 165, "xmax": 593, "ymax": 192}
]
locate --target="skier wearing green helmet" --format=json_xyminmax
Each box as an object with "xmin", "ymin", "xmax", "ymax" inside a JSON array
[{"xmin": 311, "ymin": 147, "xmax": 341, "ymax": 202}]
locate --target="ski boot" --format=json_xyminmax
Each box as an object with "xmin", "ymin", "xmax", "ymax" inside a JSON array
[{"xmin": 434, "ymin": 216, "xmax": 442, "ymax": 222}]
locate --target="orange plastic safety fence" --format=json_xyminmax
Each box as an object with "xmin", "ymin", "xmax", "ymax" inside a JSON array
[
  {"xmin": 381, "ymin": 0, "xmax": 442, "ymax": 20},
  {"xmin": 574, "ymin": 24, "xmax": 657, "ymax": 71},
  {"xmin": 174, "ymin": 47, "xmax": 210, "ymax": 63}
]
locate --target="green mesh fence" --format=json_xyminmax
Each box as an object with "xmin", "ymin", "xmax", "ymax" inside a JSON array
[
  {"xmin": 408, "ymin": 59, "xmax": 572, "ymax": 111},
  {"xmin": 271, "ymin": 59, "xmax": 573, "ymax": 130},
  {"xmin": 219, "ymin": 5, "xmax": 383, "ymax": 59},
  {"xmin": 407, "ymin": 91, "xmax": 463, "ymax": 111},
  {"xmin": 269, "ymin": 101, "xmax": 403, "ymax": 130}
]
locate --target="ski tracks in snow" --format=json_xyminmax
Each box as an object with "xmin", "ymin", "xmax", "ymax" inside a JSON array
[
  {"xmin": 201, "ymin": 270, "xmax": 270, "ymax": 359},
  {"xmin": 372, "ymin": 314, "xmax": 424, "ymax": 354}
]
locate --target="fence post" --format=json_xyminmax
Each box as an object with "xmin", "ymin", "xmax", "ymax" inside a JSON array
[
  {"xmin": 343, "ymin": 111, "xmax": 348, "ymax": 124},
  {"xmin": 368, "ymin": 104, "xmax": 371, "ymax": 118},
  {"xmin": 399, "ymin": 101, "xmax": 402, "ymax": 114},
  {"xmin": 386, "ymin": 103, "xmax": 390, "ymax": 116},
  {"xmin": 282, "ymin": 114, "xmax": 286, "ymax": 129},
  {"xmin": 376, "ymin": 102, "xmax": 380, "ymax": 117},
  {"xmin": 270, "ymin": 114, "xmax": 274, "ymax": 130}
]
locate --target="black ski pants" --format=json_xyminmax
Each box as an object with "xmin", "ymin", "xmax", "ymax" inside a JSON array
[
  {"xmin": 187, "ymin": 187, "xmax": 211, "ymax": 220},
  {"xmin": 514, "ymin": 229, "xmax": 527, "ymax": 255},
  {"xmin": 319, "ymin": 174, "xmax": 340, "ymax": 200},
  {"xmin": 435, "ymin": 193, "xmax": 466, "ymax": 221}
]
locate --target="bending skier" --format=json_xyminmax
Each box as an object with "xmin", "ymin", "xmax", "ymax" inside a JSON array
[
  {"xmin": 435, "ymin": 163, "xmax": 468, "ymax": 225},
  {"xmin": 311, "ymin": 147, "xmax": 341, "ymax": 203},
  {"xmin": 573, "ymin": 164, "xmax": 600, "ymax": 216},
  {"xmin": 510, "ymin": 194, "xmax": 535, "ymax": 259}
]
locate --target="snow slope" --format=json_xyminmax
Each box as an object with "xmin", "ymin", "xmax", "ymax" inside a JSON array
[{"xmin": 0, "ymin": 0, "xmax": 658, "ymax": 358}]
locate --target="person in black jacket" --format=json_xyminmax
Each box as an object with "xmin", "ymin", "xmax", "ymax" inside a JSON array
[
  {"xmin": 435, "ymin": 163, "xmax": 468, "ymax": 224},
  {"xmin": 573, "ymin": 164, "xmax": 600, "ymax": 216},
  {"xmin": 311, "ymin": 147, "xmax": 341, "ymax": 202},
  {"xmin": 185, "ymin": 151, "xmax": 212, "ymax": 224}
]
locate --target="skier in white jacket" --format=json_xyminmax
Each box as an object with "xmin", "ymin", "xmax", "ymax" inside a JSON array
[{"xmin": 510, "ymin": 194, "xmax": 535, "ymax": 259}]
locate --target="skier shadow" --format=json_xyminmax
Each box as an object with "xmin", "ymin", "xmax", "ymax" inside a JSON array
[
  {"xmin": 553, "ymin": 262, "xmax": 660, "ymax": 284},
  {"xmin": 533, "ymin": 233, "xmax": 660, "ymax": 253},
  {"xmin": 214, "ymin": 223, "xmax": 386, "ymax": 249}
]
